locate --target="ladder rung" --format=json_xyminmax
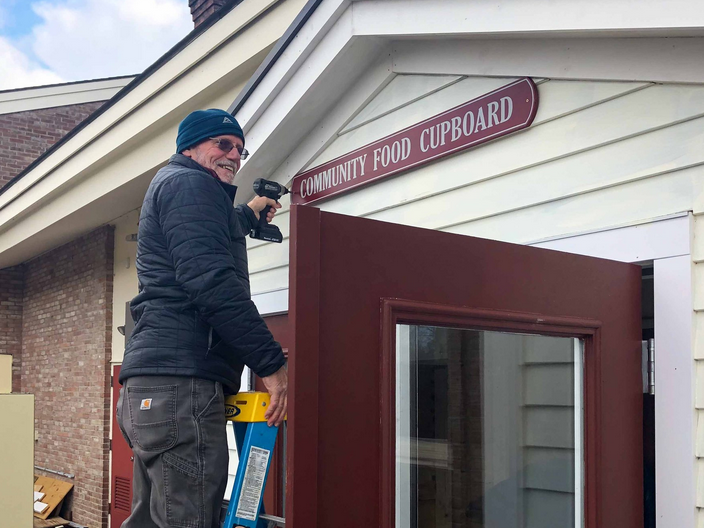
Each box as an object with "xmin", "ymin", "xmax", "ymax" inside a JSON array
[{"xmin": 260, "ymin": 513, "xmax": 285, "ymax": 527}]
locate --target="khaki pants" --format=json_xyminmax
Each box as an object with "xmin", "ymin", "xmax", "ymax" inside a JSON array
[{"xmin": 116, "ymin": 376, "xmax": 229, "ymax": 528}]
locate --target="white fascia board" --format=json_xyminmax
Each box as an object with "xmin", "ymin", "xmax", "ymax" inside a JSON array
[
  {"xmin": 0, "ymin": 77, "xmax": 134, "ymax": 115},
  {"xmin": 0, "ymin": 0, "xmax": 282, "ymax": 212},
  {"xmin": 235, "ymin": 0, "xmax": 352, "ymax": 130},
  {"xmin": 265, "ymin": 51, "xmax": 394, "ymax": 186},
  {"xmin": 233, "ymin": 5, "xmax": 356, "ymax": 187},
  {"xmin": 391, "ymin": 37, "xmax": 704, "ymax": 84},
  {"xmin": 352, "ymin": 0, "xmax": 704, "ymax": 38}
]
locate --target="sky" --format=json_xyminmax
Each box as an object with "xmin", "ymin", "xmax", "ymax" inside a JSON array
[{"xmin": 0, "ymin": 0, "xmax": 194, "ymax": 90}]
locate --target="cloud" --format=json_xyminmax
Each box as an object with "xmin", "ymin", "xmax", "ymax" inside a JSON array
[
  {"xmin": 0, "ymin": 36, "xmax": 63, "ymax": 89},
  {"xmin": 29, "ymin": 0, "xmax": 193, "ymax": 81}
]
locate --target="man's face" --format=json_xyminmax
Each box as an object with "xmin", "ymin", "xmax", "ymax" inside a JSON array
[{"xmin": 182, "ymin": 134, "xmax": 244, "ymax": 184}]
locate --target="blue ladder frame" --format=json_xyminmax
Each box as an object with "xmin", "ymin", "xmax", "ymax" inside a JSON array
[{"xmin": 223, "ymin": 421, "xmax": 279, "ymax": 528}]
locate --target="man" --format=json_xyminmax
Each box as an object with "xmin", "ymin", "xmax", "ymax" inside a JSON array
[{"xmin": 116, "ymin": 109, "xmax": 288, "ymax": 528}]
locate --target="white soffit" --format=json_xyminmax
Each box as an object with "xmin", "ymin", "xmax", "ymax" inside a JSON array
[{"xmin": 0, "ymin": 77, "xmax": 134, "ymax": 115}]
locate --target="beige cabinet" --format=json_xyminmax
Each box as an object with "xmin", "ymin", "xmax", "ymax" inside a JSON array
[{"xmin": 0, "ymin": 393, "xmax": 34, "ymax": 528}]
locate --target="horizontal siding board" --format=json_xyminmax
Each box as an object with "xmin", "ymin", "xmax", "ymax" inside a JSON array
[
  {"xmin": 524, "ymin": 407, "xmax": 574, "ymax": 449},
  {"xmin": 523, "ymin": 335, "xmax": 574, "ymax": 364},
  {"xmin": 524, "ymin": 364, "xmax": 574, "ymax": 407},
  {"xmin": 533, "ymin": 79, "xmax": 650, "ymax": 125},
  {"xmin": 312, "ymin": 76, "xmax": 517, "ymax": 166},
  {"xmin": 341, "ymin": 74, "xmax": 462, "ymax": 134},
  {"xmin": 445, "ymin": 166, "xmax": 699, "ymax": 244},
  {"xmin": 323, "ymin": 83, "xmax": 704, "ymax": 223},
  {"xmin": 249, "ymin": 266, "xmax": 289, "ymax": 296},
  {"xmin": 367, "ymin": 111, "xmax": 704, "ymax": 232},
  {"xmin": 524, "ymin": 488, "xmax": 574, "ymax": 528},
  {"xmin": 313, "ymin": 77, "xmax": 648, "ymax": 183},
  {"xmin": 523, "ymin": 447, "xmax": 575, "ymax": 494},
  {"xmin": 247, "ymin": 239, "xmax": 289, "ymax": 274}
]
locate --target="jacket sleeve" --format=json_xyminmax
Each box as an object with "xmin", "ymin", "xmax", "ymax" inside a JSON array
[
  {"xmin": 235, "ymin": 203, "xmax": 258, "ymax": 235},
  {"xmin": 156, "ymin": 171, "xmax": 285, "ymax": 377}
]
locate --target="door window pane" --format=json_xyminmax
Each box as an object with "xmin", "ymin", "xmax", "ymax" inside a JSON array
[{"xmin": 396, "ymin": 325, "xmax": 584, "ymax": 528}]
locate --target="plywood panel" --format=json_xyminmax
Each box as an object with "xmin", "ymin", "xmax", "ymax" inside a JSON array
[
  {"xmin": 341, "ymin": 74, "xmax": 462, "ymax": 133},
  {"xmin": 524, "ymin": 407, "xmax": 574, "ymax": 448}
]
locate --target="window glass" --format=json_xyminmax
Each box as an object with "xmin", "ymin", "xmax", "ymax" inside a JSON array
[{"xmin": 396, "ymin": 325, "xmax": 583, "ymax": 528}]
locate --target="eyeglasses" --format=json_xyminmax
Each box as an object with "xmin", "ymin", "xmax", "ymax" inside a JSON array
[{"xmin": 210, "ymin": 137, "xmax": 249, "ymax": 160}]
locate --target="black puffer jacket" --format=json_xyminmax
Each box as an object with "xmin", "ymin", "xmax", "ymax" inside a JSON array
[{"xmin": 120, "ymin": 154, "xmax": 285, "ymax": 393}]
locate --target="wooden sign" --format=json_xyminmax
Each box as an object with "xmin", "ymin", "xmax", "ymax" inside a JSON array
[{"xmin": 292, "ymin": 78, "xmax": 538, "ymax": 205}]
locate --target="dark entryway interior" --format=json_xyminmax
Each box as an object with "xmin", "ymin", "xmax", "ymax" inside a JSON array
[{"xmin": 641, "ymin": 266, "xmax": 655, "ymax": 528}]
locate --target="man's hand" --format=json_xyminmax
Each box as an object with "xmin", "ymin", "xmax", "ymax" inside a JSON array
[
  {"xmin": 247, "ymin": 196, "xmax": 281, "ymax": 223},
  {"xmin": 261, "ymin": 365, "xmax": 288, "ymax": 427}
]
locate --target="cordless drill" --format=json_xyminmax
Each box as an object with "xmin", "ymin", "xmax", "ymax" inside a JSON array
[{"xmin": 250, "ymin": 178, "xmax": 290, "ymax": 243}]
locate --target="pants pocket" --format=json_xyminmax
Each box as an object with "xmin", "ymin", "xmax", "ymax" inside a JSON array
[
  {"xmin": 115, "ymin": 387, "xmax": 133, "ymax": 448},
  {"xmin": 163, "ymin": 451, "xmax": 201, "ymax": 528},
  {"xmin": 126, "ymin": 384, "xmax": 178, "ymax": 452}
]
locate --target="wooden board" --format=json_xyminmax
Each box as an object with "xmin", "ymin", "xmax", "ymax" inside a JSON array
[
  {"xmin": 33, "ymin": 476, "xmax": 72, "ymax": 520},
  {"xmin": 33, "ymin": 516, "xmax": 69, "ymax": 528}
]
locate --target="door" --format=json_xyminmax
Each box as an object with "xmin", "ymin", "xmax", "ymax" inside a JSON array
[
  {"xmin": 111, "ymin": 365, "xmax": 132, "ymax": 528},
  {"xmin": 285, "ymin": 205, "xmax": 642, "ymax": 528}
]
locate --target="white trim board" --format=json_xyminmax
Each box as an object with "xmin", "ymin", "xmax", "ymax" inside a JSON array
[
  {"xmin": 530, "ymin": 214, "xmax": 690, "ymax": 262},
  {"xmin": 391, "ymin": 37, "xmax": 704, "ymax": 84},
  {"xmin": 0, "ymin": 77, "xmax": 134, "ymax": 115},
  {"xmin": 534, "ymin": 214, "xmax": 694, "ymax": 528},
  {"xmin": 252, "ymin": 288, "xmax": 288, "ymax": 316}
]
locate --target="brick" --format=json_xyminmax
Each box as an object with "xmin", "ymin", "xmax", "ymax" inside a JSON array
[
  {"xmin": 20, "ymin": 225, "xmax": 114, "ymax": 528},
  {"xmin": 190, "ymin": 0, "xmax": 234, "ymax": 27},
  {"xmin": 0, "ymin": 102, "xmax": 104, "ymax": 191}
]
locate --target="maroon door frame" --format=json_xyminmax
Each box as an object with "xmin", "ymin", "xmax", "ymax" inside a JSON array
[
  {"xmin": 110, "ymin": 365, "xmax": 132, "ymax": 528},
  {"xmin": 286, "ymin": 204, "xmax": 642, "ymax": 528}
]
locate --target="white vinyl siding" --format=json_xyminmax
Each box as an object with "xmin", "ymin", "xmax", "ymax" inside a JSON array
[{"xmin": 247, "ymin": 74, "xmax": 704, "ymax": 295}]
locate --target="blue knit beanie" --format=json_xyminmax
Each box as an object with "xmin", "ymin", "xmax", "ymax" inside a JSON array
[{"xmin": 176, "ymin": 109, "xmax": 245, "ymax": 153}]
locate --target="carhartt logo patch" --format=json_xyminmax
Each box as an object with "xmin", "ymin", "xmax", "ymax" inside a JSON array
[
  {"xmin": 140, "ymin": 398, "xmax": 152, "ymax": 410},
  {"xmin": 223, "ymin": 117, "xmax": 233, "ymax": 124}
]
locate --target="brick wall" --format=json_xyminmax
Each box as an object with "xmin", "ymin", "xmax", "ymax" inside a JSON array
[
  {"xmin": 190, "ymin": 0, "xmax": 234, "ymax": 27},
  {"xmin": 0, "ymin": 102, "xmax": 103, "ymax": 190},
  {"xmin": 22, "ymin": 226, "xmax": 114, "ymax": 528},
  {"xmin": 0, "ymin": 265, "xmax": 23, "ymax": 391}
]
